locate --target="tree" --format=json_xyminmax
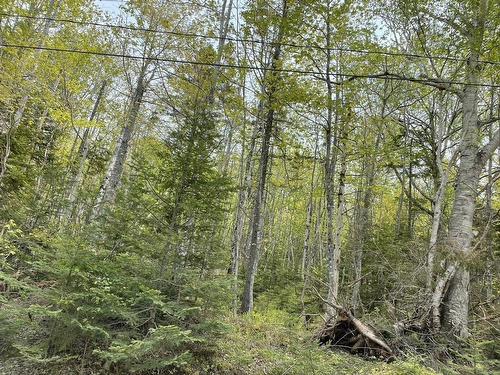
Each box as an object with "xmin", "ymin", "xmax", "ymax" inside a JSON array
[
  {"xmin": 418, "ymin": 0, "xmax": 499, "ymax": 336},
  {"xmin": 241, "ymin": 0, "xmax": 289, "ymax": 313}
]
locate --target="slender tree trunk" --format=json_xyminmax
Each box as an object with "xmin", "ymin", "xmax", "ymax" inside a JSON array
[
  {"xmin": 324, "ymin": 5, "xmax": 341, "ymax": 318},
  {"xmin": 240, "ymin": 0, "xmax": 288, "ymax": 313},
  {"xmin": 207, "ymin": 0, "xmax": 234, "ymax": 102},
  {"xmin": 351, "ymin": 130, "xmax": 379, "ymax": 314},
  {"xmin": 301, "ymin": 131, "xmax": 319, "ymax": 280},
  {"xmin": 220, "ymin": 120, "xmax": 234, "ymax": 175},
  {"xmin": 240, "ymin": 108, "xmax": 275, "ymax": 313},
  {"xmin": 395, "ymin": 186, "xmax": 404, "ymax": 236},
  {"xmin": 331, "ymin": 129, "xmax": 347, "ymax": 307},
  {"xmin": 9, "ymin": 0, "xmax": 61, "ymax": 133},
  {"xmin": 229, "ymin": 84, "xmax": 249, "ymax": 315},
  {"xmin": 426, "ymin": 93, "xmax": 454, "ymax": 294},
  {"xmin": 485, "ymin": 91, "xmax": 494, "ymax": 303},
  {"xmin": 314, "ymin": 197, "xmax": 323, "ymax": 267},
  {"xmin": 92, "ymin": 72, "xmax": 145, "ymax": 217},
  {"xmin": 426, "ymin": 176, "xmax": 447, "ymax": 292},
  {"xmin": 62, "ymin": 81, "xmax": 106, "ymax": 220},
  {"xmin": 407, "ymin": 135, "xmax": 414, "ymax": 238}
]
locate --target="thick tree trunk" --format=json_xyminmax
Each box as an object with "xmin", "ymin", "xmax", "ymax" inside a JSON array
[
  {"xmin": 439, "ymin": 116, "xmax": 481, "ymax": 336},
  {"xmin": 438, "ymin": 0, "xmax": 498, "ymax": 336}
]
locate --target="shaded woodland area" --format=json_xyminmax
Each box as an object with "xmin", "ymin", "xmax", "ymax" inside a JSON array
[{"xmin": 0, "ymin": 0, "xmax": 498, "ymax": 374}]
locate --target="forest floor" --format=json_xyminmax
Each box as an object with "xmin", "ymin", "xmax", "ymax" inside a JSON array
[
  {"xmin": 213, "ymin": 311, "xmax": 438, "ymax": 375},
  {"xmin": 0, "ymin": 309, "xmax": 495, "ymax": 375}
]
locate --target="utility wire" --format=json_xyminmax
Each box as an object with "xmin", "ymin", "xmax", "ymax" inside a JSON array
[
  {"xmin": 1, "ymin": 12, "xmax": 499, "ymax": 66},
  {"xmin": 1, "ymin": 42, "xmax": 499, "ymax": 88}
]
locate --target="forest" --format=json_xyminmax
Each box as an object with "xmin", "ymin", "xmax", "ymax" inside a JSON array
[{"xmin": 0, "ymin": 0, "xmax": 498, "ymax": 374}]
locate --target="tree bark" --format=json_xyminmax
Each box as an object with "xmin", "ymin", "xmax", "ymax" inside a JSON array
[
  {"xmin": 485, "ymin": 91, "xmax": 495, "ymax": 303},
  {"xmin": 350, "ymin": 135, "xmax": 379, "ymax": 315},
  {"xmin": 331, "ymin": 128, "xmax": 347, "ymax": 311},
  {"xmin": 229, "ymin": 83, "xmax": 251, "ymax": 315},
  {"xmin": 426, "ymin": 93, "xmax": 457, "ymax": 294},
  {"xmin": 92, "ymin": 71, "xmax": 145, "ymax": 218},
  {"xmin": 324, "ymin": 3, "xmax": 341, "ymax": 318},
  {"xmin": 240, "ymin": 0, "xmax": 288, "ymax": 313},
  {"xmin": 438, "ymin": 0, "xmax": 498, "ymax": 337}
]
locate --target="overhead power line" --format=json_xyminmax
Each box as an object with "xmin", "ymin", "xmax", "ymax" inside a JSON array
[
  {"xmin": 1, "ymin": 42, "xmax": 499, "ymax": 89},
  {"xmin": 1, "ymin": 12, "xmax": 499, "ymax": 66}
]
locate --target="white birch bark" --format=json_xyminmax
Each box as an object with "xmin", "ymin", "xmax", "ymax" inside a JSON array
[
  {"xmin": 437, "ymin": 0, "xmax": 499, "ymax": 336},
  {"xmin": 92, "ymin": 72, "xmax": 146, "ymax": 217}
]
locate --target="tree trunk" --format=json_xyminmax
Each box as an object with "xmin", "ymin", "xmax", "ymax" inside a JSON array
[
  {"xmin": 63, "ymin": 81, "xmax": 106, "ymax": 220},
  {"xmin": 92, "ymin": 72, "xmax": 145, "ymax": 217},
  {"xmin": 331, "ymin": 130, "xmax": 347, "ymax": 309},
  {"xmin": 438, "ymin": 0, "xmax": 498, "ymax": 336},
  {"xmin": 206, "ymin": 0, "xmax": 234, "ymax": 103},
  {"xmin": 240, "ymin": 0, "xmax": 288, "ymax": 313},
  {"xmin": 350, "ymin": 129, "xmax": 379, "ymax": 314},
  {"xmin": 229, "ymin": 84, "xmax": 251, "ymax": 315},
  {"xmin": 9, "ymin": 0, "xmax": 61, "ymax": 133},
  {"xmin": 426, "ymin": 174, "xmax": 447, "ymax": 292},
  {"xmin": 301, "ymin": 130, "xmax": 319, "ymax": 280},
  {"xmin": 324, "ymin": 5, "xmax": 340, "ymax": 318},
  {"xmin": 484, "ymin": 91, "xmax": 494, "ymax": 303},
  {"xmin": 426, "ymin": 93, "xmax": 455, "ymax": 294}
]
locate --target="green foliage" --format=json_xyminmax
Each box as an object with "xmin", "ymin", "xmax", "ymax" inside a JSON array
[
  {"xmin": 0, "ymin": 0, "xmax": 498, "ymax": 374},
  {"xmin": 94, "ymin": 325, "xmax": 198, "ymax": 373},
  {"xmin": 0, "ymin": 220, "xmax": 228, "ymax": 373}
]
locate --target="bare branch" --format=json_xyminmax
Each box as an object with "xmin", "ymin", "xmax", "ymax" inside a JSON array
[
  {"xmin": 391, "ymin": 166, "xmax": 434, "ymax": 216},
  {"xmin": 403, "ymin": 168, "xmax": 434, "ymax": 203},
  {"xmin": 422, "ymin": 10, "xmax": 470, "ymax": 38},
  {"xmin": 478, "ymin": 128, "xmax": 500, "ymax": 166}
]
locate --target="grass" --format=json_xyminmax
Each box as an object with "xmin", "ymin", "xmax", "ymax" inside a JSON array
[
  {"xmin": 2, "ymin": 306, "xmax": 496, "ymax": 374},
  {"xmin": 211, "ymin": 309, "xmax": 438, "ymax": 375}
]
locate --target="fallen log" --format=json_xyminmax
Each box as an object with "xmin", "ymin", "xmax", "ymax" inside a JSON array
[{"xmin": 314, "ymin": 292, "xmax": 395, "ymax": 361}]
